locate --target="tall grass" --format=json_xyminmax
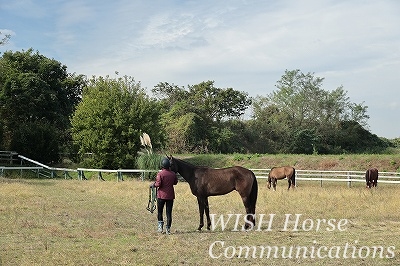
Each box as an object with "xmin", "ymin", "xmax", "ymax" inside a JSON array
[
  {"xmin": 0, "ymin": 177, "xmax": 399, "ymax": 265},
  {"xmin": 135, "ymin": 153, "xmax": 162, "ymax": 180},
  {"xmin": 136, "ymin": 133, "xmax": 162, "ymax": 180}
]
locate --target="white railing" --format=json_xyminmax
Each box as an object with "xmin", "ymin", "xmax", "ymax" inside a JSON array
[
  {"xmin": 76, "ymin": 168, "xmax": 158, "ymax": 181},
  {"xmin": 252, "ymin": 169, "xmax": 400, "ymax": 187},
  {"xmin": 3, "ymin": 155, "xmax": 399, "ymax": 185},
  {"xmin": 15, "ymin": 155, "xmax": 156, "ymax": 181}
]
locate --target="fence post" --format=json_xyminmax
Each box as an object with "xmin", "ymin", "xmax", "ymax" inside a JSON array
[
  {"xmin": 78, "ymin": 170, "xmax": 87, "ymax": 180},
  {"xmin": 347, "ymin": 172, "xmax": 351, "ymax": 188},
  {"xmin": 117, "ymin": 171, "xmax": 123, "ymax": 182},
  {"xmin": 320, "ymin": 173, "xmax": 323, "ymax": 187},
  {"xmin": 64, "ymin": 171, "xmax": 73, "ymax": 179}
]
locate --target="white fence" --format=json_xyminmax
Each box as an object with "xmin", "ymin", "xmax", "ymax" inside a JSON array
[
  {"xmin": 251, "ymin": 169, "xmax": 400, "ymax": 187},
  {"xmin": 0, "ymin": 155, "xmax": 156, "ymax": 181},
  {"xmin": 1, "ymin": 155, "xmax": 399, "ymax": 186},
  {"xmin": 76, "ymin": 168, "xmax": 158, "ymax": 181}
]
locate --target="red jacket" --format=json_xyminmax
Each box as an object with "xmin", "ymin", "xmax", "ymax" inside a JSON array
[{"xmin": 154, "ymin": 169, "xmax": 178, "ymax": 200}]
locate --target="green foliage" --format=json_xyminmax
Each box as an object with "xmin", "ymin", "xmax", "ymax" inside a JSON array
[
  {"xmin": 162, "ymin": 111, "xmax": 206, "ymax": 153},
  {"xmin": 0, "ymin": 49, "xmax": 84, "ymax": 163},
  {"xmin": 70, "ymin": 75, "xmax": 164, "ymax": 169},
  {"xmin": 136, "ymin": 153, "xmax": 162, "ymax": 180},
  {"xmin": 251, "ymin": 69, "xmax": 381, "ymax": 154},
  {"xmin": 11, "ymin": 121, "xmax": 59, "ymax": 163},
  {"xmin": 153, "ymin": 80, "xmax": 252, "ymax": 153},
  {"xmin": 289, "ymin": 129, "xmax": 317, "ymax": 154}
]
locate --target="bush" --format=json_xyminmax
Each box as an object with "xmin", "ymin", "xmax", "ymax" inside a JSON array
[{"xmin": 136, "ymin": 153, "xmax": 163, "ymax": 180}]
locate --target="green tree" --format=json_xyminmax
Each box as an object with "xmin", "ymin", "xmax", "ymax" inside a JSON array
[
  {"xmin": 152, "ymin": 80, "xmax": 252, "ymax": 153},
  {"xmin": 252, "ymin": 69, "xmax": 376, "ymax": 154},
  {"xmin": 0, "ymin": 49, "xmax": 84, "ymax": 163},
  {"xmin": 71, "ymin": 75, "xmax": 163, "ymax": 169}
]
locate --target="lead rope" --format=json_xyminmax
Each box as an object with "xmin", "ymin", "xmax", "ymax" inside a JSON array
[{"xmin": 146, "ymin": 186, "xmax": 157, "ymax": 213}]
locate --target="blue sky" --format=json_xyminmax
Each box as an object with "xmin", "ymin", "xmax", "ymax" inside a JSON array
[{"xmin": 1, "ymin": 0, "xmax": 399, "ymax": 138}]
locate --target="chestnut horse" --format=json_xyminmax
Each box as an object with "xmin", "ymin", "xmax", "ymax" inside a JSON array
[
  {"xmin": 267, "ymin": 166, "xmax": 296, "ymax": 191},
  {"xmin": 365, "ymin": 168, "xmax": 378, "ymax": 188},
  {"xmin": 168, "ymin": 156, "xmax": 258, "ymax": 231}
]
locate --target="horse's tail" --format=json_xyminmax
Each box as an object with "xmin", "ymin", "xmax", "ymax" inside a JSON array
[
  {"xmin": 249, "ymin": 172, "xmax": 258, "ymax": 215},
  {"xmin": 365, "ymin": 169, "xmax": 370, "ymax": 186},
  {"xmin": 292, "ymin": 168, "xmax": 296, "ymax": 187}
]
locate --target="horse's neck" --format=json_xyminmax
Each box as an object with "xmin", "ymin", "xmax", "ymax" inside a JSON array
[{"xmin": 177, "ymin": 160, "xmax": 196, "ymax": 182}]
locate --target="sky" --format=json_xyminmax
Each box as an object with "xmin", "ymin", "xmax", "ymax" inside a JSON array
[{"xmin": 1, "ymin": 0, "xmax": 399, "ymax": 138}]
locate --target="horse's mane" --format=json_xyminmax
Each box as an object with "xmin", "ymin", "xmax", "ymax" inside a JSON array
[
  {"xmin": 174, "ymin": 157, "xmax": 208, "ymax": 169},
  {"xmin": 175, "ymin": 157, "xmax": 194, "ymax": 166}
]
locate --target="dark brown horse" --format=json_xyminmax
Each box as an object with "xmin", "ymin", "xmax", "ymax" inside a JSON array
[
  {"xmin": 267, "ymin": 166, "xmax": 296, "ymax": 191},
  {"xmin": 365, "ymin": 168, "xmax": 378, "ymax": 188},
  {"xmin": 168, "ymin": 156, "xmax": 258, "ymax": 231}
]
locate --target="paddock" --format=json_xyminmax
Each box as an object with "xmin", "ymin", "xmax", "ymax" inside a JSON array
[{"xmin": 0, "ymin": 178, "xmax": 399, "ymax": 265}]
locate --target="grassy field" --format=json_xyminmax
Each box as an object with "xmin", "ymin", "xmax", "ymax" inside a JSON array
[{"xmin": 1, "ymin": 175, "xmax": 399, "ymax": 266}]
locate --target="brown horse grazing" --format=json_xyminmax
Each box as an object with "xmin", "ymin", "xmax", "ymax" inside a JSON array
[
  {"xmin": 168, "ymin": 156, "xmax": 258, "ymax": 231},
  {"xmin": 267, "ymin": 166, "xmax": 296, "ymax": 191},
  {"xmin": 365, "ymin": 168, "xmax": 378, "ymax": 188}
]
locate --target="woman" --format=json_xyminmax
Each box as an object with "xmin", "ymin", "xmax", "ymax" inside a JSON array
[{"xmin": 150, "ymin": 157, "xmax": 178, "ymax": 234}]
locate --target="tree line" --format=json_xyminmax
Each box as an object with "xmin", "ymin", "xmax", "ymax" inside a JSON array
[{"xmin": 0, "ymin": 49, "xmax": 396, "ymax": 168}]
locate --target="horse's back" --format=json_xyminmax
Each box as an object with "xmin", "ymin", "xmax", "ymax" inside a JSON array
[
  {"xmin": 204, "ymin": 166, "xmax": 254, "ymax": 179},
  {"xmin": 269, "ymin": 166, "xmax": 295, "ymax": 178},
  {"xmin": 192, "ymin": 165, "xmax": 256, "ymax": 184}
]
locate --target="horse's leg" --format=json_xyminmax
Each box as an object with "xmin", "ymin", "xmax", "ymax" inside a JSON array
[
  {"xmin": 365, "ymin": 170, "xmax": 370, "ymax": 188},
  {"xmin": 287, "ymin": 176, "xmax": 291, "ymax": 190},
  {"xmin": 273, "ymin": 178, "xmax": 277, "ymax": 191},
  {"xmin": 238, "ymin": 194, "xmax": 252, "ymax": 229},
  {"xmin": 204, "ymin": 197, "xmax": 211, "ymax": 230},
  {"xmin": 197, "ymin": 197, "xmax": 205, "ymax": 231}
]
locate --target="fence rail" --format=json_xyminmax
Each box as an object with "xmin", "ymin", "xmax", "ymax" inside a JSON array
[
  {"xmin": 1, "ymin": 155, "xmax": 399, "ymax": 186},
  {"xmin": 76, "ymin": 168, "xmax": 157, "ymax": 181},
  {"xmin": 251, "ymin": 169, "xmax": 400, "ymax": 187},
  {"xmin": 0, "ymin": 151, "xmax": 19, "ymax": 164}
]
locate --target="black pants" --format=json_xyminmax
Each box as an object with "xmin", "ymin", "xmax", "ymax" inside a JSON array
[{"xmin": 157, "ymin": 198, "xmax": 174, "ymax": 227}]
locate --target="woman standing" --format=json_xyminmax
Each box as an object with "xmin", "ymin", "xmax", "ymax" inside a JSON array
[{"xmin": 151, "ymin": 157, "xmax": 178, "ymax": 234}]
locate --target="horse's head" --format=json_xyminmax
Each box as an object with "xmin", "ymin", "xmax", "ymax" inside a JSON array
[
  {"xmin": 167, "ymin": 155, "xmax": 178, "ymax": 173},
  {"xmin": 267, "ymin": 174, "xmax": 272, "ymax": 189},
  {"xmin": 267, "ymin": 179, "xmax": 271, "ymax": 189}
]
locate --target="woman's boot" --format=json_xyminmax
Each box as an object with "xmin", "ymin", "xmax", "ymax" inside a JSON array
[{"xmin": 157, "ymin": 221, "xmax": 164, "ymax": 233}]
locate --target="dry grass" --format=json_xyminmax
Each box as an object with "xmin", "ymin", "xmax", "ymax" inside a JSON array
[{"xmin": 0, "ymin": 177, "xmax": 399, "ymax": 265}]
